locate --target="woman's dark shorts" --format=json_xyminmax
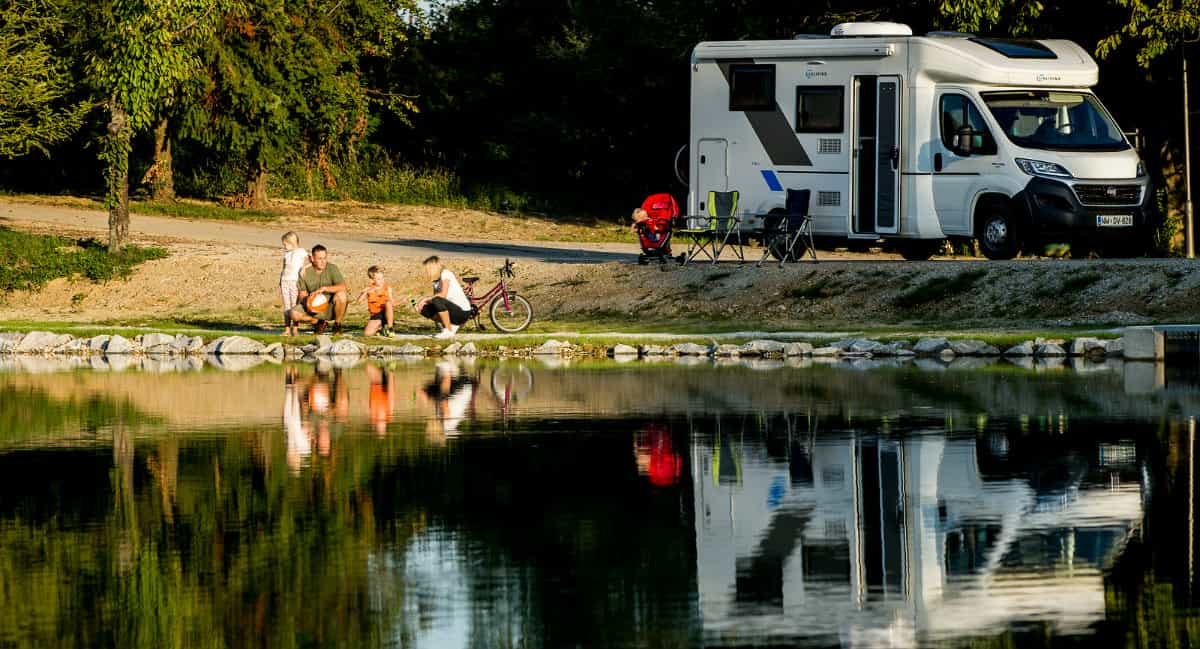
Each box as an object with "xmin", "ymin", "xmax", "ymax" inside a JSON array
[{"xmin": 420, "ymin": 297, "xmax": 472, "ymax": 325}]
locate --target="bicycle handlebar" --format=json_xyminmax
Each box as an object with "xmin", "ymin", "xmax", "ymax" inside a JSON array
[{"xmin": 500, "ymin": 258, "xmax": 516, "ymax": 279}]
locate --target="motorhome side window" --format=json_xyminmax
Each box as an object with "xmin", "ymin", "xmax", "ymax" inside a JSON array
[
  {"xmin": 728, "ymin": 64, "xmax": 775, "ymax": 111},
  {"xmin": 794, "ymin": 86, "xmax": 844, "ymax": 133},
  {"xmin": 940, "ymin": 94, "xmax": 997, "ymax": 156}
]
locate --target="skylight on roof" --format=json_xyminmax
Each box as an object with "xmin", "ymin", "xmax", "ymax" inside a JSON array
[{"xmin": 969, "ymin": 37, "xmax": 1057, "ymax": 59}]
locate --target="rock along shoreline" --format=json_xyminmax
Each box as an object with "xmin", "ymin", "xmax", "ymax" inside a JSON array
[{"xmin": 0, "ymin": 330, "xmax": 1124, "ymax": 363}]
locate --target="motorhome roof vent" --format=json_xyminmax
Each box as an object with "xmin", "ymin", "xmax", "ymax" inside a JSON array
[{"xmin": 830, "ymin": 22, "xmax": 913, "ymax": 38}]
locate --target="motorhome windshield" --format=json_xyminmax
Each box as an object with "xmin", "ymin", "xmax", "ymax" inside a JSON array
[{"xmin": 981, "ymin": 91, "xmax": 1129, "ymax": 152}]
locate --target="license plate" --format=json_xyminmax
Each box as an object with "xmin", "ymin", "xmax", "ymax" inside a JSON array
[{"xmin": 1096, "ymin": 214, "xmax": 1133, "ymax": 227}]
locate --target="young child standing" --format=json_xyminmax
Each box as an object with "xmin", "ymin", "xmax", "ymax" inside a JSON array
[
  {"xmin": 355, "ymin": 265, "xmax": 395, "ymax": 337},
  {"xmin": 280, "ymin": 232, "xmax": 309, "ymax": 336}
]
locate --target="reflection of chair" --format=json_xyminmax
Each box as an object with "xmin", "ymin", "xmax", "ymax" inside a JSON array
[
  {"xmin": 680, "ymin": 190, "xmax": 744, "ymax": 264},
  {"xmin": 757, "ymin": 188, "xmax": 816, "ymax": 266}
]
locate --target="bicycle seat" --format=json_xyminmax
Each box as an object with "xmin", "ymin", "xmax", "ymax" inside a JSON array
[{"xmin": 462, "ymin": 276, "xmax": 479, "ymax": 284}]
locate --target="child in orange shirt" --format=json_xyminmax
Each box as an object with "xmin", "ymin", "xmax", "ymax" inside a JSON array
[{"xmin": 355, "ymin": 265, "xmax": 395, "ymax": 337}]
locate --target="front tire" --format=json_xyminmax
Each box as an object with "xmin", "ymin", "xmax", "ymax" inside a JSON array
[
  {"xmin": 978, "ymin": 207, "xmax": 1020, "ymax": 260},
  {"xmin": 489, "ymin": 294, "xmax": 533, "ymax": 332}
]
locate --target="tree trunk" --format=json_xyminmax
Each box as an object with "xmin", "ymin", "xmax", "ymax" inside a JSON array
[
  {"xmin": 106, "ymin": 103, "xmax": 131, "ymax": 253},
  {"xmin": 247, "ymin": 165, "xmax": 268, "ymax": 209},
  {"xmin": 145, "ymin": 118, "xmax": 175, "ymax": 201}
]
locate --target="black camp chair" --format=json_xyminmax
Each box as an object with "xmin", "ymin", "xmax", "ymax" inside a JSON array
[{"xmin": 757, "ymin": 188, "xmax": 817, "ymax": 267}]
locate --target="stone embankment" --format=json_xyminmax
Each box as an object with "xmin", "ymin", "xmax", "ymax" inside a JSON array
[{"xmin": 0, "ymin": 330, "xmax": 1125, "ymax": 363}]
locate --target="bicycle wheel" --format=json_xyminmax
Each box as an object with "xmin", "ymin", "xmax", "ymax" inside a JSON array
[
  {"xmin": 490, "ymin": 364, "xmax": 534, "ymax": 402},
  {"xmin": 489, "ymin": 294, "xmax": 533, "ymax": 332}
]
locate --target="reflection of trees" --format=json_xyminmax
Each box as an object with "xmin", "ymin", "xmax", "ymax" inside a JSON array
[
  {"xmin": 0, "ymin": 385, "xmax": 698, "ymax": 648},
  {"xmin": 0, "ymin": 424, "xmax": 433, "ymax": 648}
]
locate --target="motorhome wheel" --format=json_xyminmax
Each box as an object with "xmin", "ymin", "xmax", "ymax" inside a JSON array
[{"xmin": 978, "ymin": 209, "xmax": 1020, "ymax": 260}]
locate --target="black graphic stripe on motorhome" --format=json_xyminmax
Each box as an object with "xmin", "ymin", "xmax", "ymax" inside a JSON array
[{"xmin": 718, "ymin": 61, "xmax": 812, "ymax": 167}]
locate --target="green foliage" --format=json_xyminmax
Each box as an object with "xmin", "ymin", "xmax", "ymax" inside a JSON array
[
  {"xmin": 85, "ymin": 0, "xmax": 222, "ymax": 201},
  {"xmin": 130, "ymin": 199, "xmax": 280, "ymax": 222},
  {"xmin": 180, "ymin": 0, "xmax": 418, "ymax": 202},
  {"xmin": 0, "ymin": 0, "xmax": 86, "ymax": 157},
  {"xmin": 934, "ymin": 0, "xmax": 1044, "ymax": 33},
  {"xmin": 0, "ymin": 227, "xmax": 167, "ymax": 291},
  {"xmin": 895, "ymin": 269, "xmax": 988, "ymax": 307},
  {"xmin": 1097, "ymin": 0, "xmax": 1200, "ymax": 65},
  {"xmin": 1152, "ymin": 188, "xmax": 1182, "ymax": 256}
]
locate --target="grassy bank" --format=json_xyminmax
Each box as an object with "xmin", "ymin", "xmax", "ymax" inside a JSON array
[
  {"xmin": 0, "ymin": 228, "xmax": 166, "ymax": 292},
  {"xmin": 0, "ymin": 316, "xmax": 1121, "ymax": 352}
]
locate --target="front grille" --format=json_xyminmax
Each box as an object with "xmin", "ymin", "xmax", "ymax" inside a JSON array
[{"xmin": 1072, "ymin": 183, "xmax": 1142, "ymax": 206}]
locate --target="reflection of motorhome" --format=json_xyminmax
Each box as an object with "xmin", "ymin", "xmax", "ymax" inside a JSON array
[
  {"xmin": 692, "ymin": 432, "xmax": 1144, "ymax": 645},
  {"xmin": 689, "ymin": 22, "xmax": 1152, "ymax": 260}
]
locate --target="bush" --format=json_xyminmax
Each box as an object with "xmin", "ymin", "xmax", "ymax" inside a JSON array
[
  {"xmin": 0, "ymin": 228, "xmax": 167, "ymax": 292},
  {"xmin": 1152, "ymin": 188, "xmax": 1183, "ymax": 257}
]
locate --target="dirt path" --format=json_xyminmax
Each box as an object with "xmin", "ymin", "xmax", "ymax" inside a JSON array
[
  {"xmin": 2, "ymin": 198, "xmax": 1198, "ymax": 331},
  {"xmin": 0, "ymin": 201, "xmax": 640, "ymax": 264}
]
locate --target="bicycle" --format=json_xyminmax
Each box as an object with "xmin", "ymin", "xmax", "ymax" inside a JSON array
[{"xmin": 461, "ymin": 258, "xmax": 534, "ymax": 333}]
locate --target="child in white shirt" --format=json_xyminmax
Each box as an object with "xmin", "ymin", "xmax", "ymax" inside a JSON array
[{"xmin": 280, "ymin": 231, "xmax": 310, "ymax": 336}]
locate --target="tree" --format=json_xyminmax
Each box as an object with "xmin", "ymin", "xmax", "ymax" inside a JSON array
[
  {"xmin": 1097, "ymin": 0, "xmax": 1200, "ymax": 66},
  {"xmin": 85, "ymin": 0, "xmax": 220, "ymax": 252},
  {"xmin": 933, "ymin": 0, "xmax": 1044, "ymax": 33},
  {"xmin": 0, "ymin": 0, "xmax": 85, "ymax": 158},
  {"xmin": 180, "ymin": 0, "xmax": 416, "ymax": 209}
]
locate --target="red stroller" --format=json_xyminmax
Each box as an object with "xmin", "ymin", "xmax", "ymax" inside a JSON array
[{"xmin": 636, "ymin": 193, "xmax": 684, "ymax": 265}]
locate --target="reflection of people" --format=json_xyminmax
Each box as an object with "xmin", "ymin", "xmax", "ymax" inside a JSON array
[
  {"xmin": 414, "ymin": 256, "xmax": 472, "ymax": 340},
  {"xmin": 302, "ymin": 365, "xmax": 349, "ymax": 456},
  {"xmin": 420, "ymin": 361, "xmax": 475, "ymax": 440},
  {"xmin": 289, "ymin": 245, "xmax": 349, "ymax": 336},
  {"xmin": 634, "ymin": 424, "xmax": 682, "ymax": 487},
  {"xmin": 283, "ymin": 366, "xmax": 310, "ymax": 473},
  {"xmin": 366, "ymin": 364, "xmax": 395, "ymax": 435}
]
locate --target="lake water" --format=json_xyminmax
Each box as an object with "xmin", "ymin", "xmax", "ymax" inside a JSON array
[{"xmin": 0, "ymin": 355, "xmax": 1197, "ymax": 649}]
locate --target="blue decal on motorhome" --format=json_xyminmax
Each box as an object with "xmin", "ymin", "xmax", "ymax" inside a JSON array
[{"xmin": 761, "ymin": 170, "xmax": 783, "ymax": 191}]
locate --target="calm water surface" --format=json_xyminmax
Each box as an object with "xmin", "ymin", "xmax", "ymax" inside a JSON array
[{"xmin": 0, "ymin": 356, "xmax": 1198, "ymax": 649}]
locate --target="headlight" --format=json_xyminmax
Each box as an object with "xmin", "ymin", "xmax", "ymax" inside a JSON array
[
  {"xmin": 1015, "ymin": 158, "xmax": 1073, "ymax": 179},
  {"xmin": 1137, "ymin": 160, "xmax": 1147, "ymax": 177}
]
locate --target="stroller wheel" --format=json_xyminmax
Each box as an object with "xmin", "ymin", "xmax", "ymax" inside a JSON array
[
  {"xmin": 676, "ymin": 254, "xmax": 686, "ymax": 265},
  {"xmin": 637, "ymin": 255, "xmax": 648, "ymax": 265}
]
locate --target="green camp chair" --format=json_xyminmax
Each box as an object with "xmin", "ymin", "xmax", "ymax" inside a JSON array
[{"xmin": 680, "ymin": 190, "xmax": 744, "ymax": 265}]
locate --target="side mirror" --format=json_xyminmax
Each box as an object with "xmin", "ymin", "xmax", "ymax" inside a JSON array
[{"xmin": 955, "ymin": 126, "xmax": 974, "ymax": 155}]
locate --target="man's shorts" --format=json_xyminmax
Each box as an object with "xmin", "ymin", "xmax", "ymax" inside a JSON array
[
  {"xmin": 368, "ymin": 310, "xmax": 388, "ymax": 323},
  {"xmin": 291, "ymin": 302, "xmax": 333, "ymax": 321}
]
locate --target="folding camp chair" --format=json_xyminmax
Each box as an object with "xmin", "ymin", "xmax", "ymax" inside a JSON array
[
  {"xmin": 757, "ymin": 188, "xmax": 817, "ymax": 267},
  {"xmin": 680, "ymin": 190, "xmax": 744, "ymax": 265}
]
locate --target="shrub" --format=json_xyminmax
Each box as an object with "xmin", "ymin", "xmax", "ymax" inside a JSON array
[{"xmin": 0, "ymin": 228, "xmax": 167, "ymax": 292}]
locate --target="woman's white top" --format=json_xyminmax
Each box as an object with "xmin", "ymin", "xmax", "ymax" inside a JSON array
[
  {"xmin": 435, "ymin": 268, "xmax": 471, "ymax": 311},
  {"xmin": 281, "ymin": 248, "xmax": 308, "ymax": 282}
]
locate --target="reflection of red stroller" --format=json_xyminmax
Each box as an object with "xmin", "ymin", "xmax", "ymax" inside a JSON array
[
  {"xmin": 635, "ymin": 424, "xmax": 682, "ymax": 487},
  {"xmin": 636, "ymin": 193, "xmax": 684, "ymax": 265}
]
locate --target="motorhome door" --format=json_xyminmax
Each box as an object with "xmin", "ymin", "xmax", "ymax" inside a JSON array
[
  {"xmin": 874, "ymin": 76, "xmax": 901, "ymax": 235},
  {"xmin": 696, "ymin": 139, "xmax": 728, "ymax": 213}
]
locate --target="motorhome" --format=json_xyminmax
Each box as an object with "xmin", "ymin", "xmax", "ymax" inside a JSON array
[{"xmin": 688, "ymin": 22, "xmax": 1153, "ymax": 260}]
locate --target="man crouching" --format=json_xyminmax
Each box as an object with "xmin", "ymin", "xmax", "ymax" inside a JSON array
[{"xmin": 289, "ymin": 244, "xmax": 348, "ymax": 335}]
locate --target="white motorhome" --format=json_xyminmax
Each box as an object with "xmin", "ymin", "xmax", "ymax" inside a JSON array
[{"xmin": 688, "ymin": 22, "xmax": 1153, "ymax": 260}]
